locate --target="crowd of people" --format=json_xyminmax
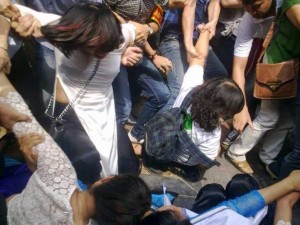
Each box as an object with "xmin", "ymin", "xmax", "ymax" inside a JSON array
[{"xmin": 0, "ymin": 0, "xmax": 299, "ymax": 224}]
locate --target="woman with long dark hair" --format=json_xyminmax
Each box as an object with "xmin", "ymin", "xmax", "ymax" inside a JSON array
[{"xmin": 10, "ymin": 2, "xmax": 141, "ymax": 185}]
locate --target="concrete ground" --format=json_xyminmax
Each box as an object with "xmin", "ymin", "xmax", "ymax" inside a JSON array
[{"xmin": 140, "ymin": 142, "xmax": 300, "ymax": 224}]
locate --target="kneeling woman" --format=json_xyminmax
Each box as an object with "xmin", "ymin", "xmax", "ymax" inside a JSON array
[{"xmin": 144, "ymin": 28, "xmax": 244, "ymax": 179}]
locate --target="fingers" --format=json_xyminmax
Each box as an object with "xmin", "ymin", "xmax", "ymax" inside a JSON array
[
  {"xmin": 18, "ymin": 133, "xmax": 43, "ymax": 172},
  {"xmin": 161, "ymin": 61, "xmax": 173, "ymax": 74},
  {"xmin": 16, "ymin": 112, "xmax": 31, "ymax": 123},
  {"xmin": 11, "ymin": 14, "xmax": 36, "ymax": 37},
  {"xmin": 248, "ymin": 120, "xmax": 254, "ymax": 131},
  {"xmin": 196, "ymin": 23, "xmax": 205, "ymax": 33},
  {"xmin": 19, "ymin": 133, "xmax": 44, "ymax": 153}
]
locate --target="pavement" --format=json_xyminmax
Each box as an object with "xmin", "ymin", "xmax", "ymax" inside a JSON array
[{"xmin": 140, "ymin": 137, "xmax": 300, "ymax": 224}]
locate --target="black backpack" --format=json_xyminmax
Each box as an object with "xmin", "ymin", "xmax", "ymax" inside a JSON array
[{"xmin": 144, "ymin": 88, "xmax": 220, "ymax": 169}]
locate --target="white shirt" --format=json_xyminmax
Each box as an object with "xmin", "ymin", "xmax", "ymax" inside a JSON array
[
  {"xmin": 234, "ymin": 12, "xmax": 274, "ymax": 57},
  {"xmin": 173, "ymin": 65, "xmax": 221, "ymax": 160},
  {"xmin": 185, "ymin": 206, "xmax": 268, "ymax": 225}
]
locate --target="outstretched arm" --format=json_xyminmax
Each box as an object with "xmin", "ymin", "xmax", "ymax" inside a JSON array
[
  {"xmin": 258, "ymin": 171, "xmax": 300, "ymax": 205},
  {"xmin": 0, "ymin": 15, "xmax": 11, "ymax": 74},
  {"xmin": 182, "ymin": 0, "xmax": 197, "ymax": 60},
  {"xmin": 274, "ymin": 192, "xmax": 300, "ymax": 225},
  {"xmin": 0, "ymin": 72, "xmax": 77, "ymax": 203},
  {"xmin": 189, "ymin": 29, "xmax": 210, "ymax": 67}
]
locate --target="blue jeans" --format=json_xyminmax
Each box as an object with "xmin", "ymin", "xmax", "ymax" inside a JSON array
[
  {"xmin": 210, "ymin": 33, "xmax": 236, "ymax": 75},
  {"xmin": 113, "ymin": 66, "xmax": 132, "ymax": 125},
  {"xmin": 127, "ymin": 55, "xmax": 170, "ymax": 140},
  {"xmin": 158, "ymin": 38, "xmax": 186, "ymax": 112},
  {"xmin": 204, "ymin": 46, "xmax": 228, "ymax": 80}
]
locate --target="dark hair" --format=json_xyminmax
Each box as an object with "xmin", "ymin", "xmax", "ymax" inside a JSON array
[
  {"xmin": 137, "ymin": 210, "xmax": 191, "ymax": 225},
  {"xmin": 41, "ymin": 3, "xmax": 124, "ymax": 57},
  {"xmin": 92, "ymin": 174, "xmax": 151, "ymax": 225},
  {"xmin": 190, "ymin": 78, "xmax": 244, "ymax": 132},
  {"xmin": 239, "ymin": 0, "xmax": 256, "ymax": 5}
]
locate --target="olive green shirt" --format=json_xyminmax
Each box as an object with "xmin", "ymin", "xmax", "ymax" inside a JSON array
[{"xmin": 266, "ymin": 0, "xmax": 300, "ymax": 63}]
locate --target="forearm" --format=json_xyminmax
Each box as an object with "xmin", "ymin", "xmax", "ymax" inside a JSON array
[
  {"xmin": 189, "ymin": 30, "xmax": 209, "ymax": 66},
  {"xmin": 218, "ymin": 190, "xmax": 266, "ymax": 217},
  {"xmin": 142, "ymin": 41, "xmax": 156, "ymax": 57},
  {"xmin": 182, "ymin": 0, "xmax": 196, "ymax": 50},
  {"xmin": 0, "ymin": 15, "xmax": 10, "ymax": 50},
  {"xmin": 148, "ymin": 21, "xmax": 159, "ymax": 34},
  {"xmin": 0, "ymin": 73, "xmax": 74, "ymax": 173},
  {"xmin": 220, "ymin": 0, "xmax": 243, "ymax": 8},
  {"xmin": 207, "ymin": 0, "xmax": 220, "ymax": 24},
  {"xmin": 259, "ymin": 179, "xmax": 294, "ymax": 205},
  {"xmin": 232, "ymin": 56, "xmax": 247, "ymax": 101}
]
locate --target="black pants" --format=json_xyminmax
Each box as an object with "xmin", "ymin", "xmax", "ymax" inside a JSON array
[
  {"xmin": 0, "ymin": 194, "xmax": 7, "ymax": 225},
  {"xmin": 192, "ymin": 174, "xmax": 260, "ymax": 213},
  {"xmin": 46, "ymin": 102, "xmax": 140, "ymax": 185},
  {"xmin": 191, "ymin": 174, "xmax": 273, "ymax": 225}
]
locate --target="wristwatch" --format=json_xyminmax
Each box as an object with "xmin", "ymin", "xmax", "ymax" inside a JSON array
[{"xmin": 147, "ymin": 24, "xmax": 154, "ymax": 35}]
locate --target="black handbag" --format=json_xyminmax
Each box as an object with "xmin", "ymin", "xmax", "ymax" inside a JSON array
[{"xmin": 43, "ymin": 60, "xmax": 100, "ymax": 139}]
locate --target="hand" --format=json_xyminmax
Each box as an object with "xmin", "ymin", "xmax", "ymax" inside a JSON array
[
  {"xmin": 232, "ymin": 106, "xmax": 253, "ymax": 133},
  {"xmin": 196, "ymin": 22, "xmax": 216, "ymax": 40},
  {"xmin": 152, "ymin": 55, "xmax": 172, "ymax": 74},
  {"xmin": 11, "ymin": 14, "xmax": 42, "ymax": 38},
  {"xmin": 0, "ymin": 103, "xmax": 31, "ymax": 130},
  {"xmin": 0, "ymin": 2, "xmax": 21, "ymax": 21},
  {"xmin": 18, "ymin": 133, "xmax": 44, "ymax": 172},
  {"xmin": 0, "ymin": 48, "xmax": 11, "ymax": 74},
  {"xmin": 121, "ymin": 46, "xmax": 143, "ymax": 66},
  {"xmin": 130, "ymin": 21, "xmax": 149, "ymax": 46}
]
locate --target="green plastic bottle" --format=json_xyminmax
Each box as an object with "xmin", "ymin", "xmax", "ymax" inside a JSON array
[{"xmin": 184, "ymin": 113, "xmax": 192, "ymax": 137}]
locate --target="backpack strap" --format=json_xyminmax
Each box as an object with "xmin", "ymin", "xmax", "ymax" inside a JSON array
[{"xmin": 179, "ymin": 87, "xmax": 199, "ymax": 112}]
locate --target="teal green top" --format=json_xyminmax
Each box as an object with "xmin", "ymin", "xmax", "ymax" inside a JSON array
[{"xmin": 266, "ymin": 0, "xmax": 300, "ymax": 63}]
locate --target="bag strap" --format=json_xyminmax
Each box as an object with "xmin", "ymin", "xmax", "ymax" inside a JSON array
[
  {"xmin": 45, "ymin": 59, "xmax": 101, "ymax": 120},
  {"xmin": 180, "ymin": 87, "xmax": 198, "ymax": 112},
  {"xmin": 256, "ymin": 22, "xmax": 275, "ymax": 63},
  {"xmin": 257, "ymin": 7, "xmax": 282, "ymax": 63}
]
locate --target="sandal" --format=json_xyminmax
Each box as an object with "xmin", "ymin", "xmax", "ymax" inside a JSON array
[{"xmin": 225, "ymin": 154, "xmax": 253, "ymax": 174}]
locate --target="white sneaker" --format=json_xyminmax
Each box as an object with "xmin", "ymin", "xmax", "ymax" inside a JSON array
[{"xmin": 128, "ymin": 131, "xmax": 144, "ymax": 144}]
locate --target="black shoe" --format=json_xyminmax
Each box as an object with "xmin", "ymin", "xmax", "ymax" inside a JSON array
[
  {"xmin": 169, "ymin": 164, "xmax": 202, "ymax": 182},
  {"xmin": 265, "ymin": 161, "xmax": 282, "ymax": 179},
  {"xmin": 143, "ymin": 155, "xmax": 168, "ymax": 175}
]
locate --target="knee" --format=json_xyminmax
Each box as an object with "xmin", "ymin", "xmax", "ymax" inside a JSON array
[
  {"xmin": 152, "ymin": 88, "xmax": 170, "ymax": 108},
  {"xmin": 74, "ymin": 154, "xmax": 102, "ymax": 185}
]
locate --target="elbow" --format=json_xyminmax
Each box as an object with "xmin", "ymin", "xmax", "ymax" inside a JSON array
[
  {"xmin": 220, "ymin": 0, "xmax": 231, "ymax": 8},
  {"xmin": 294, "ymin": 22, "xmax": 300, "ymax": 30}
]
